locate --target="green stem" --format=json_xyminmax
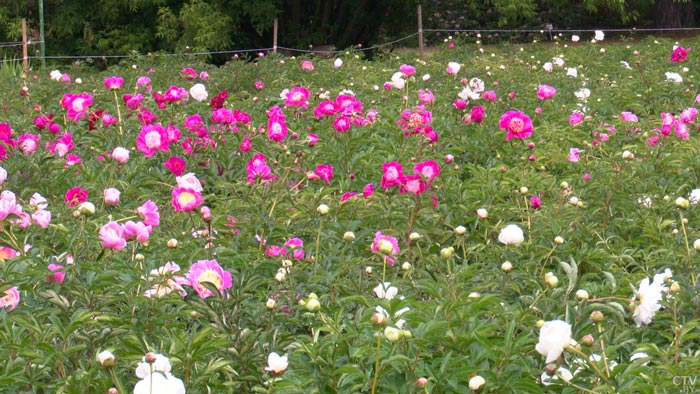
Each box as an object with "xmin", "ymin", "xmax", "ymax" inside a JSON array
[
  {"xmin": 112, "ymin": 90, "xmax": 124, "ymax": 137},
  {"xmin": 370, "ymin": 330, "xmax": 382, "ymax": 394},
  {"xmin": 109, "ymin": 367, "xmax": 126, "ymax": 394}
]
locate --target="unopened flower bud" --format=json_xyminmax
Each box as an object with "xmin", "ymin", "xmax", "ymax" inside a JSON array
[
  {"xmin": 454, "ymin": 225, "xmax": 467, "ymax": 235},
  {"xmin": 409, "ymin": 232, "xmax": 421, "ymax": 241},
  {"xmin": 316, "ymin": 204, "xmax": 329, "ymax": 215},
  {"xmin": 476, "ymin": 208, "xmax": 488, "ymax": 219},
  {"xmin": 401, "ymin": 261, "xmax": 412, "ymax": 271},
  {"xmin": 501, "ymin": 261, "xmax": 513, "ymax": 272},
  {"xmin": 544, "ymin": 363, "xmax": 559, "ymax": 376},
  {"xmin": 144, "ymin": 352, "xmax": 157, "ymax": 364},
  {"xmin": 266, "ymin": 298, "xmax": 276, "ymax": 310},
  {"xmin": 167, "ymin": 238, "xmax": 178, "ymax": 248},
  {"xmin": 401, "ymin": 329, "xmax": 412, "ymax": 338},
  {"xmin": 109, "ymin": 388, "xmax": 118, "ymax": 394},
  {"xmin": 676, "ymin": 197, "xmax": 690, "ymax": 209},
  {"xmin": 378, "ymin": 239, "xmax": 394, "ymax": 254},
  {"xmin": 97, "ymin": 350, "xmax": 116, "ymax": 367},
  {"xmin": 274, "ymin": 271, "xmax": 286, "ymax": 283},
  {"xmin": 440, "ymin": 247, "xmax": 453, "ymax": 259},
  {"xmin": 554, "ymin": 236, "xmax": 564, "ymax": 244},
  {"xmin": 568, "ymin": 196, "xmax": 579, "ymax": 205},
  {"xmin": 305, "ymin": 298, "xmax": 321, "ymax": 312},
  {"xmin": 560, "ymin": 181, "xmax": 569, "ymax": 189},
  {"xmin": 469, "ymin": 375, "xmax": 486, "ymax": 390},
  {"xmin": 343, "ymin": 231, "xmax": 356, "ymax": 241},
  {"xmin": 519, "ymin": 186, "xmax": 529, "ymax": 195},
  {"xmin": 536, "ymin": 320, "xmax": 545, "ymax": 328},
  {"xmin": 416, "ymin": 377, "xmax": 428, "ymax": 387},
  {"xmin": 545, "ymin": 273, "xmax": 559, "ymax": 288},
  {"xmin": 372, "ymin": 312, "xmax": 387, "ymax": 325},
  {"xmin": 200, "ymin": 206, "xmax": 212, "ymax": 222},
  {"xmin": 622, "ymin": 150, "xmax": 634, "ymax": 160},
  {"xmin": 581, "ymin": 334, "xmax": 595, "ymax": 347},
  {"xmin": 365, "ymin": 266, "xmax": 373, "ymax": 274},
  {"xmin": 670, "ymin": 281, "xmax": 681, "ymax": 294},
  {"xmin": 575, "ymin": 289, "xmax": 589, "ymax": 300},
  {"xmin": 79, "ymin": 201, "xmax": 96, "ymax": 215},
  {"xmin": 590, "ymin": 310, "xmax": 605, "ymax": 323},
  {"xmin": 135, "ymin": 253, "xmax": 145, "ymax": 262}
]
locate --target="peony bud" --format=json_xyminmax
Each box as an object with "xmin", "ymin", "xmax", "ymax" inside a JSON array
[
  {"xmin": 670, "ymin": 281, "xmax": 681, "ymax": 294},
  {"xmin": 581, "ymin": 334, "xmax": 595, "ymax": 347},
  {"xmin": 469, "ymin": 375, "xmax": 485, "ymax": 391},
  {"xmin": 676, "ymin": 197, "xmax": 690, "ymax": 209},
  {"xmin": 454, "ymin": 225, "xmax": 467, "ymax": 235},
  {"xmin": 144, "ymin": 352, "xmax": 157, "ymax": 364},
  {"xmin": 409, "ymin": 232, "xmax": 422, "ymax": 241},
  {"xmin": 545, "ymin": 273, "xmax": 559, "ymax": 288},
  {"xmin": 416, "ymin": 377, "xmax": 428, "ymax": 387},
  {"xmin": 440, "ymin": 247, "xmax": 454, "ymax": 259},
  {"xmin": 97, "ymin": 350, "xmax": 116, "ymax": 367},
  {"xmin": 519, "ymin": 186, "xmax": 529, "ymax": 195},
  {"xmin": 79, "ymin": 201, "xmax": 96, "ymax": 215},
  {"xmin": 501, "ymin": 261, "xmax": 513, "ymax": 272},
  {"xmin": 554, "ymin": 236, "xmax": 564, "ymax": 244},
  {"xmin": 590, "ymin": 310, "xmax": 605, "ymax": 323},
  {"xmin": 476, "ymin": 208, "xmax": 488, "ymax": 219},
  {"xmin": 343, "ymin": 231, "xmax": 356, "ymax": 241},
  {"xmin": 622, "ymin": 150, "xmax": 634, "ymax": 160},
  {"xmin": 316, "ymin": 204, "xmax": 329, "ymax": 214},
  {"xmin": 372, "ymin": 312, "xmax": 387, "ymax": 325},
  {"xmin": 575, "ymin": 289, "xmax": 589, "ymax": 300},
  {"xmin": 365, "ymin": 266, "xmax": 373, "ymax": 274},
  {"xmin": 266, "ymin": 298, "xmax": 276, "ymax": 310},
  {"xmin": 167, "ymin": 238, "xmax": 178, "ymax": 248},
  {"xmin": 305, "ymin": 298, "xmax": 321, "ymax": 312},
  {"xmin": 401, "ymin": 261, "xmax": 412, "ymax": 271},
  {"xmin": 378, "ymin": 239, "xmax": 395, "ymax": 255}
]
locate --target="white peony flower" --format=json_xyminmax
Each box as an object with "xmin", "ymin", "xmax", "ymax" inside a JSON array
[
  {"xmin": 135, "ymin": 353, "xmax": 172, "ymax": 379},
  {"xmin": 391, "ymin": 72, "xmax": 405, "ymax": 89},
  {"xmin": 574, "ymin": 88, "xmax": 591, "ymax": 101},
  {"xmin": 264, "ymin": 352, "xmax": 288, "ymax": 374},
  {"xmin": 134, "ymin": 372, "xmax": 186, "ymax": 394},
  {"xmin": 535, "ymin": 320, "xmax": 572, "ymax": 363},
  {"xmin": 690, "ymin": 189, "xmax": 700, "ymax": 204},
  {"xmin": 632, "ymin": 269, "xmax": 672, "ymax": 327},
  {"xmin": 373, "ymin": 282, "xmax": 398, "ymax": 300},
  {"xmin": 498, "ymin": 224, "xmax": 525, "ymax": 246},
  {"xmin": 469, "ymin": 77, "xmax": 485, "ymax": 93},
  {"xmin": 552, "ymin": 57, "xmax": 565, "ymax": 67},
  {"xmin": 97, "ymin": 350, "xmax": 115, "ymax": 366},
  {"xmin": 50, "ymin": 70, "xmax": 63, "ymax": 81},
  {"xmin": 333, "ymin": 58, "xmax": 343, "ymax": 68},
  {"xmin": 541, "ymin": 367, "xmax": 574, "ymax": 386},
  {"xmin": 666, "ymin": 72, "xmax": 683, "ymax": 83},
  {"xmin": 566, "ymin": 67, "xmax": 578, "ymax": 78},
  {"xmin": 189, "ymin": 83, "xmax": 208, "ymax": 102},
  {"xmin": 543, "ymin": 62, "xmax": 553, "ymax": 72},
  {"xmin": 446, "ymin": 61, "xmax": 461, "ymax": 75},
  {"xmin": 176, "ymin": 173, "xmax": 203, "ymax": 193},
  {"xmin": 594, "ymin": 30, "xmax": 605, "ymax": 42},
  {"xmin": 458, "ymin": 87, "xmax": 480, "ymax": 101},
  {"xmin": 571, "ymin": 35, "xmax": 580, "ymax": 42},
  {"xmin": 469, "ymin": 375, "xmax": 486, "ymax": 390}
]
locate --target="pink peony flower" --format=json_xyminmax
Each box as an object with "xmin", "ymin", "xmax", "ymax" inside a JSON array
[
  {"xmin": 136, "ymin": 124, "xmax": 170, "ymax": 157},
  {"xmin": 187, "ymin": 259, "xmax": 232, "ymax": 298},
  {"xmin": 363, "ymin": 183, "xmax": 374, "ymax": 198},
  {"xmin": 0, "ymin": 286, "xmax": 19, "ymax": 311},
  {"xmin": 284, "ymin": 86, "xmax": 310, "ymax": 108},
  {"xmin": 568, "ymin": 148, "xmax": 581, "ymax": 162},
  {"xmin": 620, "ymin": 111, "xmax": 638, "ymax": 122},
  {"xmin": 300, "ymin": 60, "xmax": 314, "ymax": 71},
  {"xmin": 313, "ymin": 164, "xmax": 334, "ymax": 184},
  {"xmin": 99, "ymin": 221, "xmax": 127, "ymax": 250},
  {"xmin": 399, "ymin": 174, "xmax": 427, "ymax": 194},
  {"xmin": 31, "ymin": 209, "xmax": 51, "ymax": 228},
  {"xmin": 499, "ymin": 110, "xmax": 533, "ymax": 141},
  {"xmin": 399, "ymin": 64, "xmax": 416, "ymax": 77},
  {"xmin": 137, "ymin": 200, "xmax": 160, "ymax": 227},
  {"xmin": 112, "ymin": 147, "xmax": 130, "ymax": 163},
  {"xmin": 122, "ymin": 220, "xmax": 152, "ymax": 244},
  {"xmin": 171, "ymin": 187, "xmax": 203, "ymax": 212},
  {"xmin": 569, "ymin": 111, "xmax": 584, "ymax": 126},
  {"xmin": 537, "ymin": 85, "xmax": 556, "ymax": 100},
  {"xmin": 414, "ymin": 160, "xmax": 440, "ymax": 180},
  {"xmin": 371, "ymin": 231, "xmax": 400, "ymax": 261},
  {"xmin": 381, "ymin": 162, "xmax": 404, "ymax": 189},
  {"xmin": 0, "ymin": 246, "xmax": 18, "ymax": 261},
  {"xmin": 47, "ymin": 263, "xmax": 65, "ymax": 284},
  {"xmin": 470, "ymin": 106, "xmax": 485, "ymax": 124},
  {"xmin": 104, "ymin": 76, "xmax": 124, "ymax": 90}
]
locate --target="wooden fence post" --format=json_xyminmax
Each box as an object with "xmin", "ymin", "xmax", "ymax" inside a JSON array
[
  {"xmin": 22, "ymin": 18, "xmax": 28, "ymax": 74},
  {"xmin": 273, "ymin": 18, "xmax": 278, "ymax": 54},
  {"xmin": 417, "ymin": 5, "xmax": 424, "ymax": 59}
]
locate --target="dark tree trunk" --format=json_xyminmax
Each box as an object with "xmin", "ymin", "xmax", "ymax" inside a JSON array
[{"xmin": 655, "ymin": 0, "xmax": 694, "ymax": 28}]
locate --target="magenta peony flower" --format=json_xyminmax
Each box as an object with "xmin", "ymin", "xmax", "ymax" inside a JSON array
[
  {"xmin": 537, "ymin": 85, "xmax": 557, "ymax": 100},
  {"xmin": 104, "ymin": 76, "xmax": 124, "ymax": 90},
  {"xmin": 284, "ymin": 86, "xmax": 310, "ymax": 108},
  {"xmin": 381, "ymin": 162, "xmax": 404, "ymax": 189},
  {"xmin": 414, "ymin": 160, "xmax": 440, "ymax": 180},
  {"xmin": 64, "ymin": 186, "xmax": 88, "ymax": 207},
  {"xmin": 136, "ymin": 124, "xmax": 170, "ymax": 157},
  {"xmin": 399, "ymin": 174, "xmax": 427, "ymax": 194},
  {"xmin": 122, "ymin": 220, "xmax": 152, "ymax": 244},
  {"xmin": 313, "ymin": 164, "xmax": 334, "ymax": 184},
  {"xmin": 670, "ymin": 46, "xmax": 689, "ymax": 62},
  {"xmin": 371, "ymin": 231, "xmax": 400, "ymax": 259},
  {"xmin": 499, "ymin": 110, "xmax": 533, "ymax": 141},
  {"xmin": 46, "ymin": 263, "xmax": 65, "ymax": 284},
  {"xmin": 187, "ymin": 259, "xmax": 232, "ymax": 298},
  {"xmin": 164, "ymin": 156, "xmax": 187, "ymax": 176},
  {"xmin": 0, "ymin": 246, "xmax": 19, "ymax": 262},
  {"xmin": 569, "ymin": 111, "xmax": 584, "ymax": 126}
]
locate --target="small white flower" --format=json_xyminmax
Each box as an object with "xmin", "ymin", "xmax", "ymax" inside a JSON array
[
  {"xmin": 265, "ymin": 352, "xmax": 288, "ymax": 374},
  {"xmin": 543, "ymin": 62, "xmax": 553, "ymax": 72},
  {"xmin": 373, "ymin": 282, "xmax": 398, "ymax": 300},
  {"xmin": 422, "ymin": 74, "xmax": 430, "ymax": 81},
  {"xmin": 566, "ymin": 67, "xmax": 578, "ymax": 78},
  {"xmin": 690, "ymin": 189, "xmax": 700, "ymax": 204},
  {"xmin": 50, "ymin": 70, "xmax": 63, "ymax": 81},
  {"xmin": 333, "ymin": 58, "xmax": 343, "ymax": 68},
  {"xmin": 469, "ymin": 375, "xmax": 486, "ymax": 390},
  {"xmin": 574, "ymin": 88, "xmax": 591, "ymax": 101},
  {"xmin": 571, "ymin": 35, "xmax": 579, "ymax": 42},
  {"xmin": 620, "ymin": 61, "xmax": 632, "ymax": 69},
  {"xmin": 446, "ymin": 61, "xmax": 461, "ymax": 75},
  {"xmin": 391, "ymin": 72, "xmax": 405, "ymax": 89}
]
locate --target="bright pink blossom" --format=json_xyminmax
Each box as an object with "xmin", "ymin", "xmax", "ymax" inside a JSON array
[
  {"xmin": 0, "ymin": 286, "xmax": 19, "ymax": 311},
  {"xmin": 499, "ymin": 110, "xmax": 533, "ymax": 141},
  {"xmin": 187, "ymin": 259, "xmax": 232, "ymax": 298},
  {"xmin": 171, "ymin": 187, "xmax": 203, "ymax": 212},
  {"xmin": 537, "ymin": 85, "xmax": 556, "ymax": 100},
  {"xmin": 313, "ymin": 164, "xmax": 334, "ymax": 184},
  {"xmin": 122, "ymin": 220, "xmax": 152, "ymax": 244},
  {"xmin": 671, "ymin": 46, "xmax": 689, "ymax": 62},
  {"xmin": 400, "ymin": 174, "xmax": 427, "ymax": 194},
  {"xmin": 64, "ymin": 186, "xmax": 88, "ymax": 207},
  {"xmin": 399, "ymin": 64, "xmax": 416, "ymax": 77},
  {"xmin": 104, "ymin": 76, "xmax": 124, "ymax": 90},
  {"xmin": 620, "ymin": 111, "xmax": 638, "ymax": 122},
  {"xmin": 99, "ymin": 221, "xmax": 127, "ymax": 250},
  {"xmin": 414, "ymin": 160, "xmax": 440, "ymax": 180},
  {"xmin": 136, "ymin": 124, "xmax": 170, "ymax": 157},
  {"xmin": 570, "ymin": 111, "xmax": 584, "ymax": 126},
  {"xmin": 137, "ymin": 200, "xmax": 160, "ymax": 227},
  {"xmin": 46, "ymin": 263, "xmax": 65, "ymax": 284},
  {"xmin": 165, "ymin": 156, "xmax": 187, "ymax": 176},
  {"xmin": 381, "ymin": 162, "xmax": 404, "ymax": 189},
  {"xmin": 284, "ymin": 87, "xmax": 310, "ymax": 108}
]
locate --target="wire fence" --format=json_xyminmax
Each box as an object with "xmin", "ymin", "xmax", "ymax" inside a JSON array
[{"xmin": 0, "ymin": 26, "xmax": 698, "ymax": 66}]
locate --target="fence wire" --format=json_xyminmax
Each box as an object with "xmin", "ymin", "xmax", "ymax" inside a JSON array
[{"xmin": 0, "ymin": 27, "xmax": 696, "ymax": 65}]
